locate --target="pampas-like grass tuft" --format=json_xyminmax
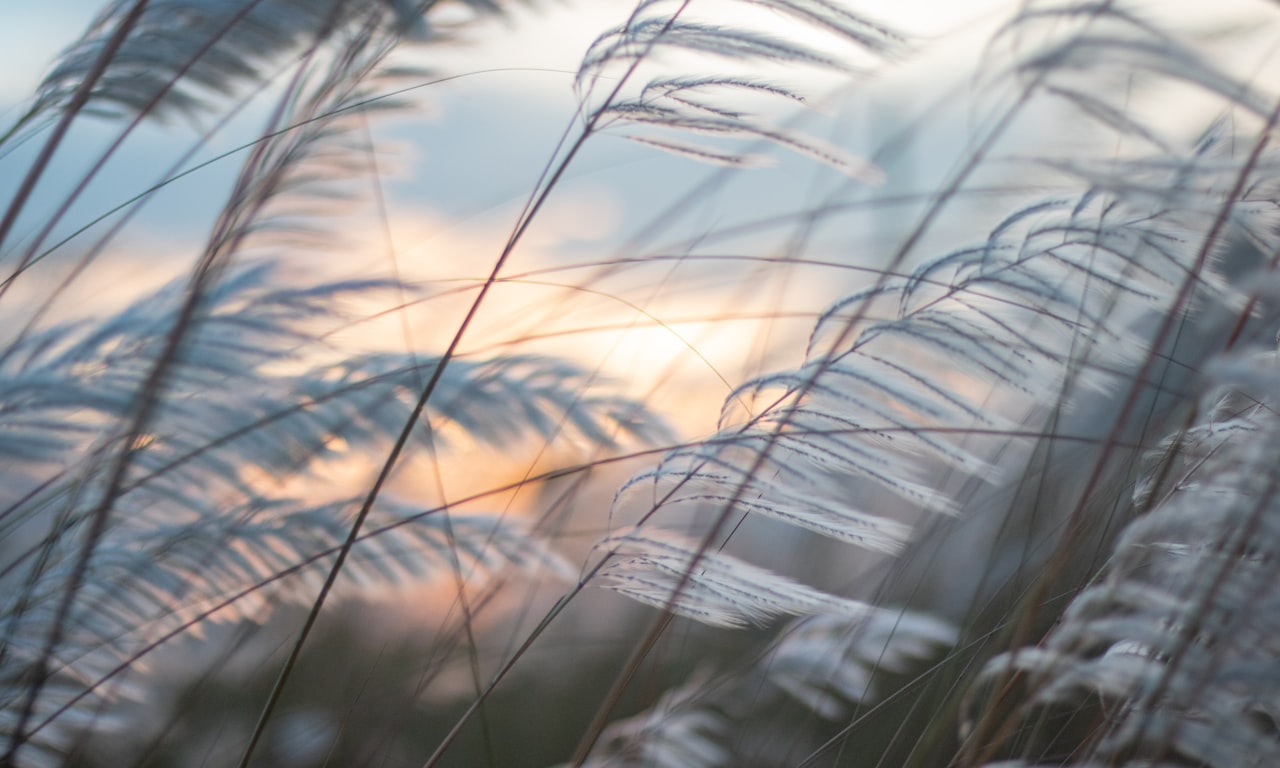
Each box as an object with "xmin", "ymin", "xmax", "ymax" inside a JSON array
[{"xmin": 5, "ymin": 0, "xmax": 1280, "ymax": 766}]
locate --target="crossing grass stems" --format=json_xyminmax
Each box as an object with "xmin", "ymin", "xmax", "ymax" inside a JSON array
[{"xmin": 3, "ymin": 0, "xmax": 1280, "ymax": 766}]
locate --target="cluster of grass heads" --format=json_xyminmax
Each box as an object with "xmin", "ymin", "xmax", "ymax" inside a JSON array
[{"xmin": 5, "ymin": 0, "xmax": 1280, "ymax": 766}]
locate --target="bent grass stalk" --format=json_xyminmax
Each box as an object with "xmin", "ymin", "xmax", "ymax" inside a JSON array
[{"xmin": 5, "ymin": 1, "xmax": 1280, "ymax": 767}]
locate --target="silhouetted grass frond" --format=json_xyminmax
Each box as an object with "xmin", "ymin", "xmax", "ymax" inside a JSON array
[
  {"xmin": 569, "ymin": 674, "xmax": 731, "ymax": 768},
  {"xmin": 0, "ymin": 257, "xmax": 662, "ymax": 764},
  {"xmin": 24, "ymin": 0, "xmax": 508, "ymax": 126},
  {"xmin": 12, "ymin": 0, "xmax": 1280, "ymax": 766},
  {"xmin": 577, "ymin": 0, "xmax": 896, "ymax": 175},
  {"xmin": 969, "ymin": 340, "xmax": 1280, "ymax": 767}
]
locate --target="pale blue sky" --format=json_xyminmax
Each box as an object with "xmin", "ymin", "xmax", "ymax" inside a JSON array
[
  {"xmin": 0, "ymin": 0, "xmax": 1253, "ymax": 397},
  {"xmin": 0, "ymin": 1, "xmax": 1074, "ymax": 366}
]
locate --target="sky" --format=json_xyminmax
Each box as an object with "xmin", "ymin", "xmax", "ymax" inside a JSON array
[
  {"xmin": 0, "ymin": 0, "xmax": 1272, "ymax": 418},
  {"xmin": 0, "ymin": 0, "xmax": 1007, "ymax": 291},
  {"xmin": 0, "ymin": 0, "xmax": 1021, "ymax": 111},
  {"xmin": 0, "ymin": 1, "xmax": 1078, "ymax": 520},
  {"xmin": 7, "ymin": 6, "xmax": 1280, "ymax": 765},
  {"xmin": 1, "ymin": 0, "xmax": 1278, "ymax": 638}
]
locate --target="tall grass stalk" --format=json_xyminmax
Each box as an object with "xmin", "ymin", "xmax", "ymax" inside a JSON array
[{"xmin": 4, "ymin": 0, "xmax": 1280, "ymax": 766}]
